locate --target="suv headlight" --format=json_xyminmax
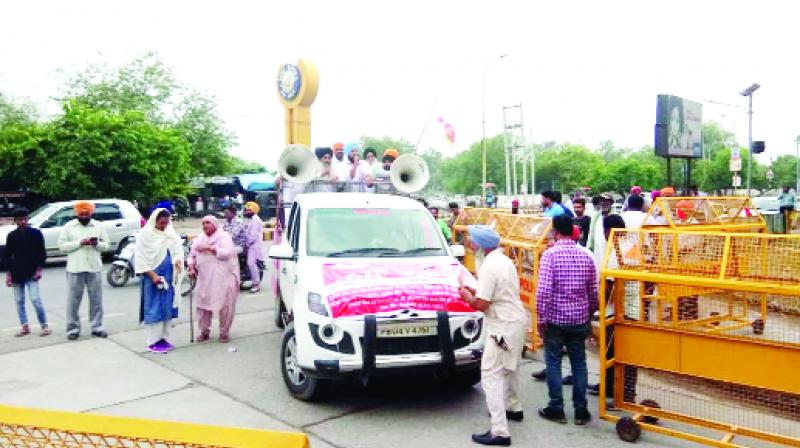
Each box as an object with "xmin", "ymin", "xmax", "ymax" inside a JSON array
[{"xmin": 307, "ymin": 292, "xmax": 329, "ymax": 316}]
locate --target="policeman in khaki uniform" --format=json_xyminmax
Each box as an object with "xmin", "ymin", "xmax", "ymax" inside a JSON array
[{"xmin": 459, "ymin": 225, "xmax": 528, "ymax": 446}]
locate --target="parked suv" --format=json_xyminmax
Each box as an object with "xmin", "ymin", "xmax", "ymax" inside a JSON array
[
  {"xmin": 269, "ymin": 193, "xmax": 483, "ymax": 401},
  {"xmin": 0, "ymin": 199, "xmax": 143, "ymax": 267}
]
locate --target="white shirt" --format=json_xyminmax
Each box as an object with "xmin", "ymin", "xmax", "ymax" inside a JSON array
[
  {"xmin": 476, "ymin": 250, "xmax": 528, "ymax": 370},
  {"xmin": 476, "ymin": 250, "xmax": 528, "ymax": 333},
  {"xmin": 620, "ymin": 210, "xmax": 647, "ymax": 230},
  {"xmin": 58, "ymin": 219, "xmax": 111, "ymax": 274},
  {"xmin": 331, "ymin": 157, "xmax": 351, "ymax": 183}
]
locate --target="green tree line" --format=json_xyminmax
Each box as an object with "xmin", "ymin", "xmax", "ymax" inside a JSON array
[
  {"xmin": 0, "ymin": 53, "xmax": 266, "ymax": 205},
  {"xmin": 399, "ymin": 122, "xmax": 794, "ymax": 196}
]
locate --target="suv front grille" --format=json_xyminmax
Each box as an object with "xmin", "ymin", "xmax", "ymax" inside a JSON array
[{"xmin": 375, "ymin": 336, "xmax": 439, "ymax": 355}]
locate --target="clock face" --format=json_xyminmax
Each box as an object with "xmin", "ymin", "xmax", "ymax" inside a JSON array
[{"xmin": 278, "ymin": 64, "xmax": 302, "ymax": 101}]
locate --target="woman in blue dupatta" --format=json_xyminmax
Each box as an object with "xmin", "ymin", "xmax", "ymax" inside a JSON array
[{"xmin": 135, "ymin": 208, "xmax": 184, "ymax": 353}]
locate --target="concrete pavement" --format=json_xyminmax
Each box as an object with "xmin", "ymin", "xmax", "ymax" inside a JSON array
[{"xmin": 0, "ymin": 262, "xmax": 694, "ymax": 448}]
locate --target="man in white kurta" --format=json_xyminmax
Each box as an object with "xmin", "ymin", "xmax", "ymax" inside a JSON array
[{"xmin": 459, "ymin": 225, "xmax": 528, "ymax": 446}]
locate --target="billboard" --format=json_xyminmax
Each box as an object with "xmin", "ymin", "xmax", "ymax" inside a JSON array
[{"xmin": 655, "ymin": 94, "xmax": 703, "ymax": 158}]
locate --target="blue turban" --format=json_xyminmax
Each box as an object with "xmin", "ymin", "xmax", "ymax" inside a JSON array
[
  {"xmin": 344, "ymin": 142, "xmax": 360, "ymax": 157},
  {"xmin": 467, "ymin": 225, "xmax": 500, "ymax": 249}
]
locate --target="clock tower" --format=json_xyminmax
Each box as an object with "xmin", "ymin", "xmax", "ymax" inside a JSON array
[{"xmin": 277, "ymin": 58, "xmax": 319, "ymax": 146}]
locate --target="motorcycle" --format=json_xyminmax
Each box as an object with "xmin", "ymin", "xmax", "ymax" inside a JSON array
[
  {"xmin": 237, "ymin": 252, "xmax": 265, "ymax": 290},
  {"xmin": 106, "ymin": 234, "xmax": 190, "ymax": 288}
]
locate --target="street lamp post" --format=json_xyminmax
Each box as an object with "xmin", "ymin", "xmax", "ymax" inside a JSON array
[
  {"xmin": 740, "ymin": 83, "xmax": 760, "ymax": 196},
  {"xmin": 795, "ymin": 135, "xmax": 800, "ymax": 194},
  {"xmin": 481, "ymin": 54, "xmax": 507, "ymax": 206}
]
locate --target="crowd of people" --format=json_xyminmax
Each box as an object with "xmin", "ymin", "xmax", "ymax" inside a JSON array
[
  {"xmin": 312, "ymin": 143, "xmax": 399, "ymax": 192},
  {"xmin": 3, "ymin": 200, "xmax": 265, "ymax": 354},
  {"xmin": 458, "ymin": 184, "xmax": 672, "ymax": 446}
]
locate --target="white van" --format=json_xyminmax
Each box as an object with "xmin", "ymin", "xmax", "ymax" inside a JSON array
[{"xmin": 270, "ymin": 193, "xmax": 484, "ymax": 401}]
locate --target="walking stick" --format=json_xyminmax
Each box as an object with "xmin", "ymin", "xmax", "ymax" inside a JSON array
[{"xmin": 182, "ymin": 276, "xmax": 197, "ymax": 343}]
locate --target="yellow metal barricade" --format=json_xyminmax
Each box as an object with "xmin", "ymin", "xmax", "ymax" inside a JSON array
[
  {"xmin": 0, "ymin": 404, "xmax": 309, "ymax": 447},
  {"xmin": 456, "ymin": 211, "xmax": 552, "ymax": 351},
  {"xmin": 452, "ymin": 208, "xmax": 499, "ymax": 273},
  {"xmin": 599, "ymin": 228, "xmax": 800, "ymax": 447},
  {"xmin": 643, "ymin": 197, "xmax": 767, "ymax": 233}
]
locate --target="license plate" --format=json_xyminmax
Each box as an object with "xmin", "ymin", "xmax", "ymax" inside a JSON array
[{"xmin": 377, "ymin": 324, "xmax": 438, "ymax": 338}]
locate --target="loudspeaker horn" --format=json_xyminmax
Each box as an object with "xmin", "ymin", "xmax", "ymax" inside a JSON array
[
  {"xmin": 390, "ymin": 154, "xmax": 430, "ymax": 194},
  {"xmin": 277, "ymin": 144, "xmax": 320, "ymax": 184}
]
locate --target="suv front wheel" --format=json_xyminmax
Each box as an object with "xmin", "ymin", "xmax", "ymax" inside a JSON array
[{"xmin": 280, "ymin": 324, "xmax": 329, "ymax": 401}]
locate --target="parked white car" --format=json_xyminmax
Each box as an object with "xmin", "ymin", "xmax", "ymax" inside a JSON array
[
  {"xmin": 270, "ymin": 193, "xmax": 484, "ymax": 401},
  {"xmin": 0, "ymin": 199, "xmax": 144, "ymax": 267}
]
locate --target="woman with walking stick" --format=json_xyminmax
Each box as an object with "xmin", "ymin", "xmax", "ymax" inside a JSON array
[{"xmin": 187, "ymin": 216, "xmax": 240, "ymax": 343}]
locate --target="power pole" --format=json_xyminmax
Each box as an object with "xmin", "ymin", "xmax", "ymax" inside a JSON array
[{"xmin": 503, "ymin": 104, "xmax": 526, "ymax": 197}]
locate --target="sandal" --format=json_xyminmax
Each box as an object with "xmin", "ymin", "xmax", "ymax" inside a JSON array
[
  {"xmin": 15, "ymin": 325, "xmax": 30, "ymax": 337},
  {"xmin": 219, "ymin": 334, "xmax": 230, "ymax": 343},
  {"xmin": 196, "ymin": 332, "xmax": 210, "ymax": 342},
  {"xmin": 40, "ymin": 327, "xmax": 52, "ymax": 337}
]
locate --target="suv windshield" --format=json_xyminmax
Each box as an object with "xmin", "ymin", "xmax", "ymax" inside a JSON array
[
  {"xmin": 28, "ymin": 204, "xmax": 57, "ymax": 226},
  {"xmin": 307, "ymin": 208, "xmax": 448, "ymax": 257}
]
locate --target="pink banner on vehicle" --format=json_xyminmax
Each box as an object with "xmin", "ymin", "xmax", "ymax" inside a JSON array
[{"xmin": 322, "ymin": 262, "xmax": 477, "ymax": 318}]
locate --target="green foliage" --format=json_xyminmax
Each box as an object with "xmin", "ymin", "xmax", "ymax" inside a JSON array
[
  {"xmin": 227, "ymin": 156, "xmax": 271, "ymax": 175},
  {"xmin": 359, "ymin": 135, "xmax": 415, "ymax": 155},
  {"xmin": 0, "ymin": 54, "xmax": 241, "ymax": 202},
  {"xmin": 769, "ymin": 155, "xmax": 799, "ymax": 189},
  {"xmin": 34, "ymin": 101, "xmax": 190, "ymax": 203},
  {"xmin": 65, "ymin": 53, "xmax": 236, "ymax": 177}
]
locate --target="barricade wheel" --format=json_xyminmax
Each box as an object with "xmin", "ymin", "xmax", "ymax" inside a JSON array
[
  {"xmin": 616, "ymin": 416, "xmax": 641, "ymax": 443},
  {"xmin": 752, "ymin": 318, "xmax": 765, "ymax": 335},
  {"xmin": 639, "ymin": 399, "xmax": 660, "ymax": 424}
]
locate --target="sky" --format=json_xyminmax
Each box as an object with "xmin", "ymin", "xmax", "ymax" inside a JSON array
[{"xmin": 1, "ymin": 0, "xmax": 798, "ymax": 170}]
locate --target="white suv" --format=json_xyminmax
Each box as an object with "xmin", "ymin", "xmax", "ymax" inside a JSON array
[
  {"xmin": 269, "ymin": 193, "xmax": 484, "ymax": 401},
  {"xmin": 0, "ymin": 199, "xmax": 143, "ymax": 266}
]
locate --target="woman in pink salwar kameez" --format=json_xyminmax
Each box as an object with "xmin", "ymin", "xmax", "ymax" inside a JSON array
[{"xmin": 187, "ymin": 216, "xmax": 240, "ymax": 343}]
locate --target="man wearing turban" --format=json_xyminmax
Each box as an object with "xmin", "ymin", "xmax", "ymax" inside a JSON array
[
  {"xmin": 243, "ymin": 201, "xmax": 265, "ymax": 293},
  {"xmin": 458, "ymin": 225, "xmax": 527, "ymax": 446},
  {"xmin": 58, "ymin": 201, "xmax": 110, "ymax": 340}
]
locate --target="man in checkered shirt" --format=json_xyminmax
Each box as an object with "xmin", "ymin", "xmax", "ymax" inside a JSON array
[{"xmin": 536, "ymin": 214, "xmax": 598, "ymax": 426}]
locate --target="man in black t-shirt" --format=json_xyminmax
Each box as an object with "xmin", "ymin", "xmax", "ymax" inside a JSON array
[
  {"xmin": 572, "ymin": 198, "xmax": 591, "ymax": 247},
  {"xmin": 3, "ymin": 208, "xmax": 50, "ymax": 337}
]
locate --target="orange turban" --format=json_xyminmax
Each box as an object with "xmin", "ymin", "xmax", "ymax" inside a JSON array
[
  {"xmin": 332, "ymin": 142, "xmax": 344, "ymax": 151},
  {"xmin": 383, "ymin": 148, "xmax": 399, "ymax": 160},
  {"xmin": 245, "ymin": 201, "xmax": 260, "ymax": 214},
  {"xmin": 74, "ymin": 201, "xmax": 95, "ymax": 215},
  {"xmin": 660, "ymin": 187, "xmax": 675, "ymax": 197}
]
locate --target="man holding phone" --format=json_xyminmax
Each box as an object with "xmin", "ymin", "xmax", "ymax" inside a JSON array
[{"xmin": 58, "ymin": 201, "xmax": 110, "ymax": 340}]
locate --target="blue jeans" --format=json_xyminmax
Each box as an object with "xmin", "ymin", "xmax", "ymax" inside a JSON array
[
  {"xmin": 544, "ymin": 322, "xmax": 589, "ymax": 412},
  {"xmin": 13, "ymin": 280, "xmax": 47, "ymax": 326}
]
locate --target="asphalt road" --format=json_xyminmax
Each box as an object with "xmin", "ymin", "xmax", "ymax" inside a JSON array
[{"xmin": 0, "ymin": 260, "xmax": 700, "ymax": 448}]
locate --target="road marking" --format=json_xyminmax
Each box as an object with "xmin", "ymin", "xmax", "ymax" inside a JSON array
[{"xmin": 1, "ymin": 312, "xmax": 127, "ymax": 332}]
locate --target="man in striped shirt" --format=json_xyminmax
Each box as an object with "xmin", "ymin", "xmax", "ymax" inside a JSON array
[{"xmin": 536, "ymin": 214, "xmax": 598, "ymax": 425}]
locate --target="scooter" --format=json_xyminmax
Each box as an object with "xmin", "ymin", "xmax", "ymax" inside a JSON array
[
  {"xmin": 107, "ymin": 235, "xmax": 136, "ymax": 287},
  {"xmin": 106, "ymin": 234, "xmax": 190, "ymax": 288}
]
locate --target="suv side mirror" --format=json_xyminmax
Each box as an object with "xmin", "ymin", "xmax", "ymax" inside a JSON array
[
  {"xmin": 269, "ymin": 244, "xmax": 295, "ymax": 260},
  {"xmin": 450, "ymin": 244, "xmax": 466, "ymax": 258}
]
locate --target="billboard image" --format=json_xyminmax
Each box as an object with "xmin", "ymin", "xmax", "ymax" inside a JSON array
[{"xmin": 655, "ymin": 94, "xmax": 703, "ymax": 158}]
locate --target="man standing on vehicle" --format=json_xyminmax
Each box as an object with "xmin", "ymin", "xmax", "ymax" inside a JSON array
[
  {"xmin": 4, "ymin": 208, "xmax": 50, "ymax": 337},
  {"xmin": 459, "ymin": 225, "xmax": 527, "ymax": 446},
  {"xmin": 59, "ymin": 201, "xmax": 110, "ymax": 340},
  {"xmin": 243, "ymin": 201, "xmax": 265, "ymax": 293},
  {"xmin": 223, "ymin": 205, "xmax": 247, "ymax": 254}
]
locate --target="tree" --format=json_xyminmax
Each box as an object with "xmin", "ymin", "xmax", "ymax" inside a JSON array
[
  {"xmin": 227, "ymin": 156, "xmax": 271, "ymax": 175},
  {"xmin": 33, "ymin": 101, "xmax": 191, "ymax": 203},
  {"xmin": 359, "ymin": 135, "xmax": 415, "ymax": 155},
  {"xmin": 769, "ymin": 155, "xmax": 798, "ymax": 190},
  {"xmin": 64, "ymin": 53, "xmax": 236, "ymax": 177}
]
